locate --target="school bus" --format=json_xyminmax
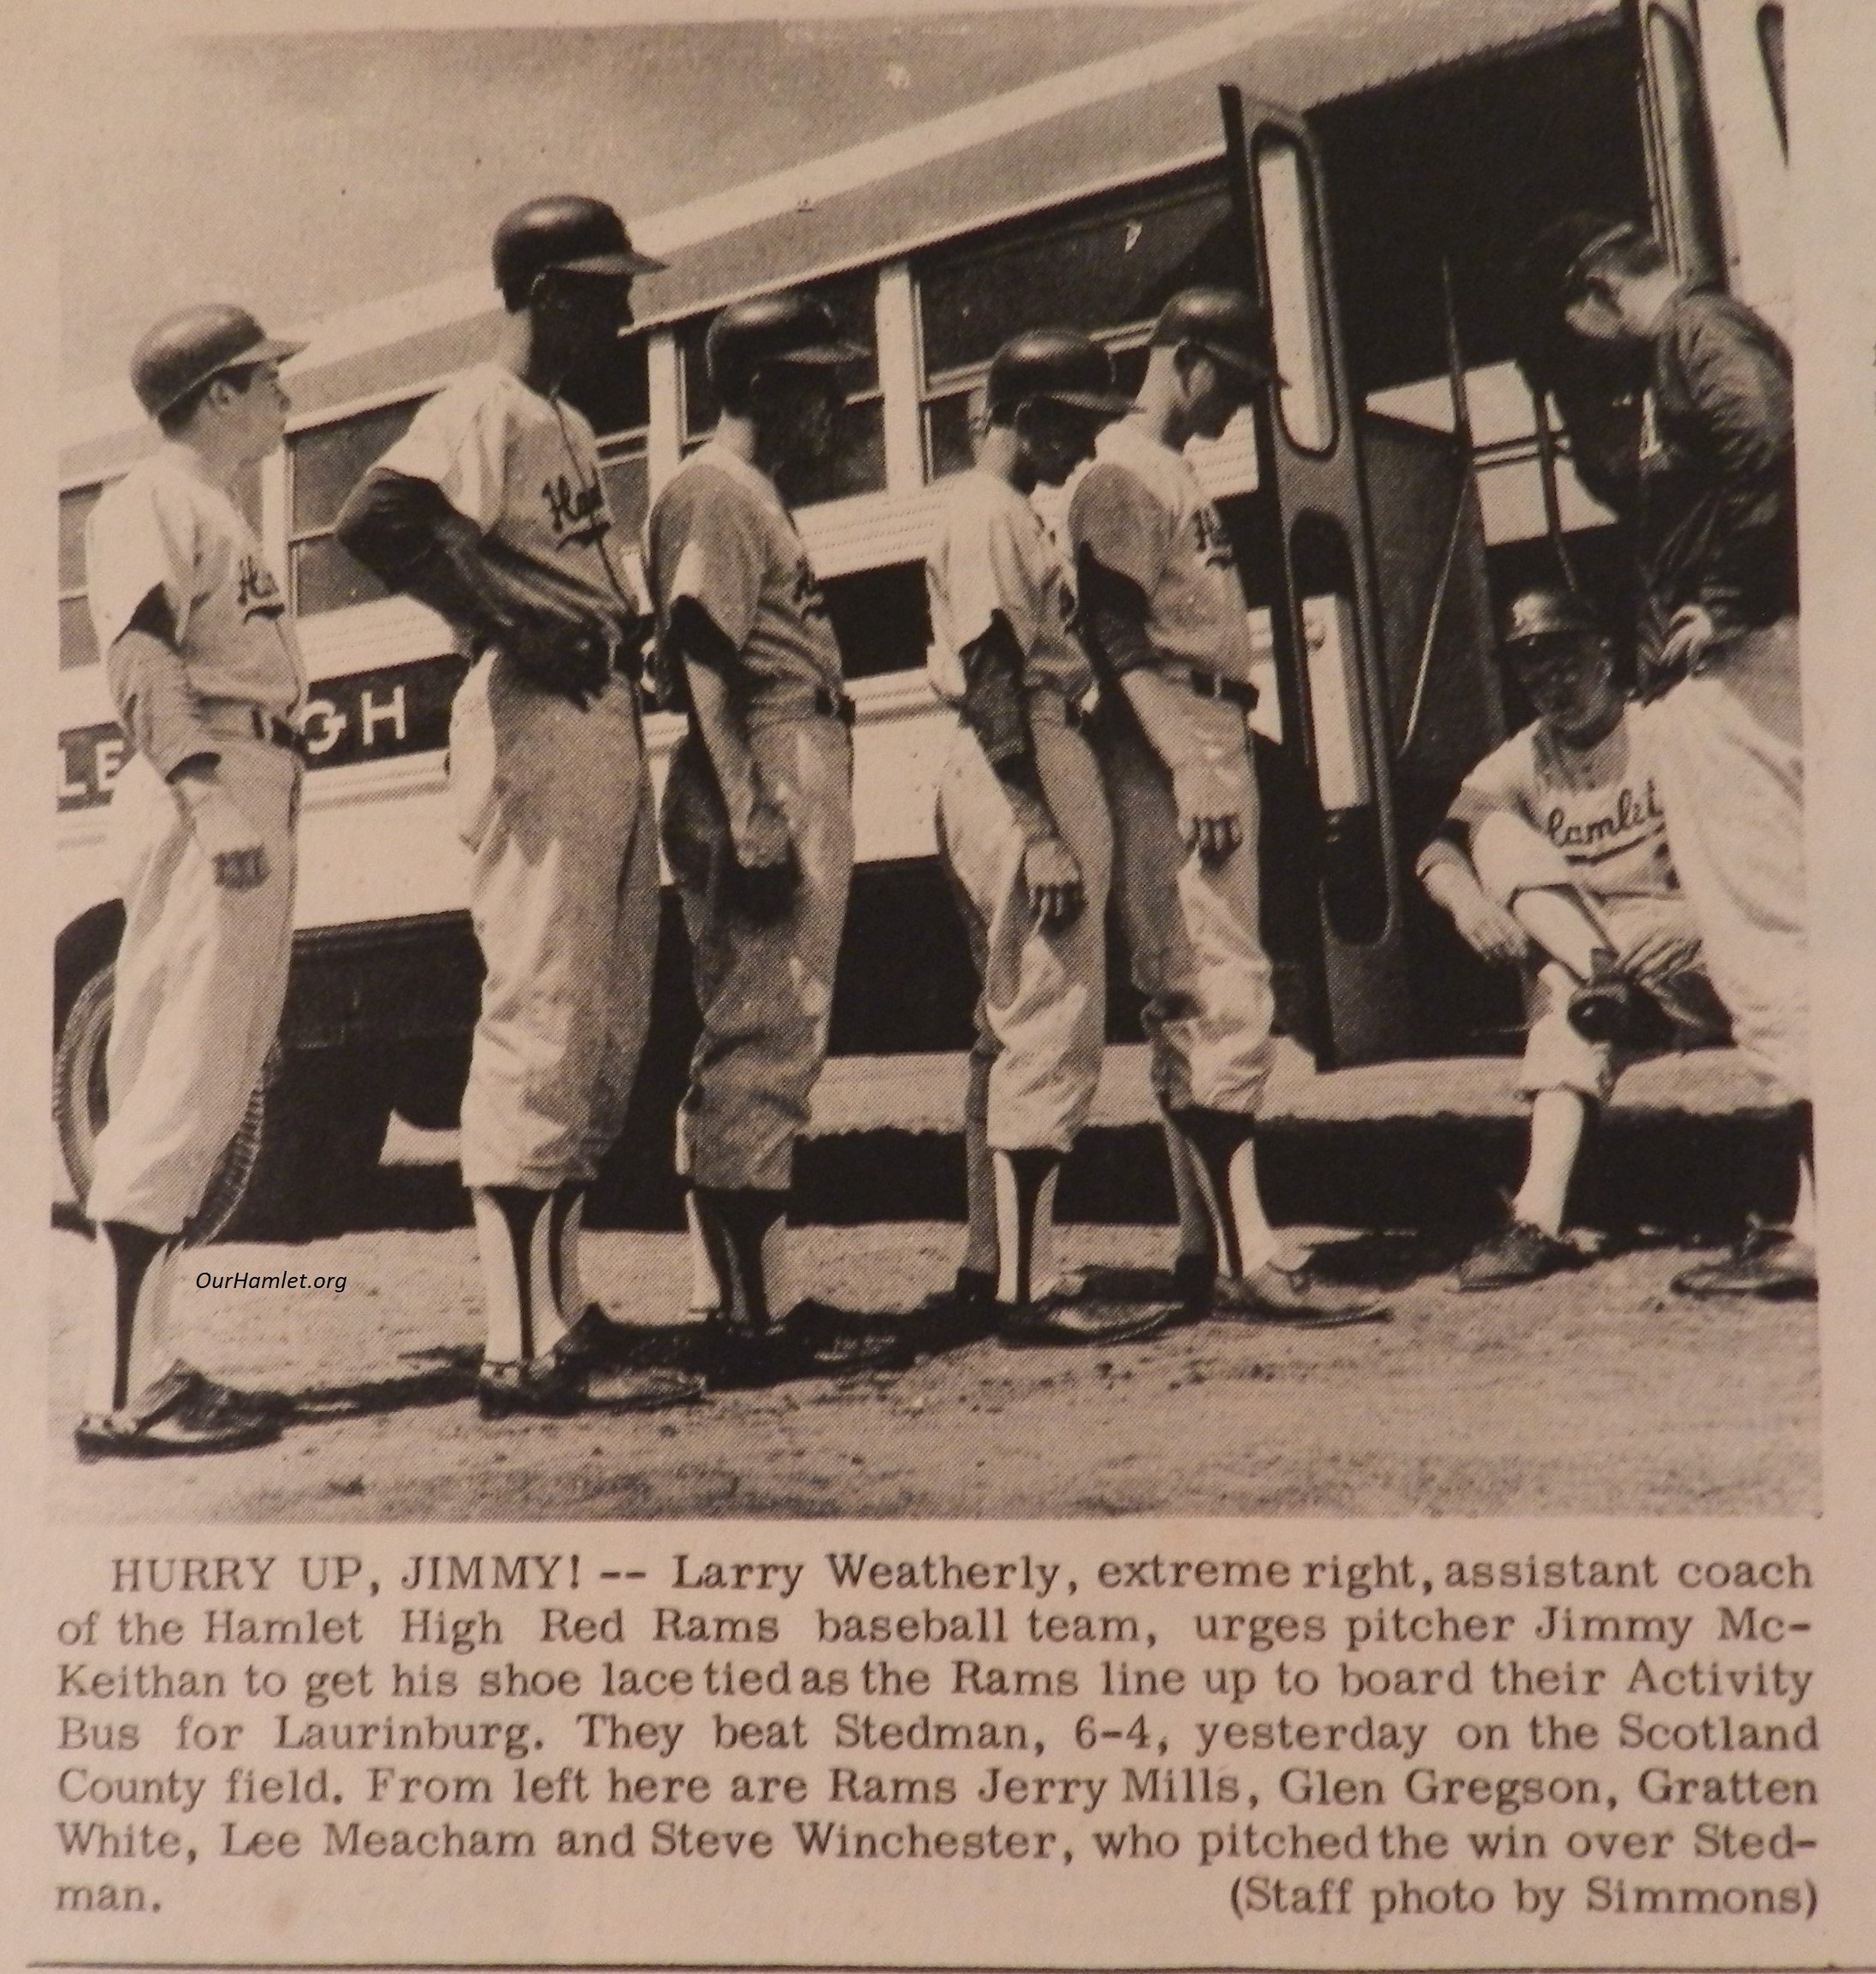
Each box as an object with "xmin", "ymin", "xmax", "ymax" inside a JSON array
[{"xmin": 52, "ymin": 0, "xmax": 1791, "ymax": 1235}]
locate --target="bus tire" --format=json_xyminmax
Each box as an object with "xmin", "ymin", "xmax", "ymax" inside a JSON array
[
  {"xmin": 51, "ymin": 965, "xmax": 267, "ymax": 1246},
  {"xmin": 219, "ymin": 1052, "xmax": 394, "ymax": 1243}
]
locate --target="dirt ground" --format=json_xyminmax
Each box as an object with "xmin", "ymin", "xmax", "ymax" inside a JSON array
[{"xmin": 46, "ymin": 1210, "xmax": 1819, "ymax": 1523}]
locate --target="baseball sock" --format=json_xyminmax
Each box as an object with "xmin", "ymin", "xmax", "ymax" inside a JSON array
[
  {"xmin": 683, "ymin": 1189, "xmax": 721, "ymax": 1318},
  {"xmin": 474, "ymin": 1186, "xmax": 558, "ymax": 1366},
  {"xmin": 960, "ymin": 1045, "xmax": 999, "ymax": 1280},
  {"xmin": 1161, "ymin": 1113, "xmax": 1216, "ymax": 1269},
  {"xmin": 1512, "ymin": 1090, "xmax": 1591, "ymax": 1237},
  {"xmin": 991, "ymin": 1148, "xmax": 1060, "ymax": 1307},
  {"xmin": 1510, "ymin": 887, "xmax": 1607, "ymax": 980},
  {"xmin": 85, "ymin": 1221, "xmax": 177, "ymax": 1417},
  {"xmin": 1170, "ymin": 1108, "xmax": 1278, "ymax": 1278},
  {"xmin": 693, "ymin": 1188, "xmax": 790, "ymax": 1333},
  {"xmin": 548, "ymin": 1185, "xmax": 588, "ymax": 1340}
]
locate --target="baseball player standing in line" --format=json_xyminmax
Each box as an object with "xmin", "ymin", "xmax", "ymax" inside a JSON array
[
  {"xmin": 1419, "ymin": 588, "xmax": 1728, "ymax": 1287},
  {"xmin": 1068, "ymin": 288, "xmax": 1383, "ymax": 1327},
  {"xmin": 644, "ymin": 291, "xmax": 897, "ymax": 1379},
  {"xmin": 927, "ymin": 330, "xmax": 1169, "ymax": 1345},
  {"xmin": 1528, "ymin": 216, "xmax": 1812, "ymax": 1297},
  {"xmin": 335, "ymin": 195, "xmax": 701, "ymax": 1415},
  {"xmin": 77, "ymin": 306, "xmax": 308, "ymax": 1457}
]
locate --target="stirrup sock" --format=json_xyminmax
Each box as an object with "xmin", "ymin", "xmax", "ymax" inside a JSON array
[
  {"xmin": 474, "ymin": 1187, "xmax": 558, "ymax": 1364},
  {"xmin": 693, "ymin": 1189, "xmax": 790, "ymax": 1332},
  {"xmin": 992, "ymin": 1148, "xmax": 1060, "ymax": 1308},
  {"xmin": 89, "ymin": 1222, "xmax": 175, "ymax": 1416},
  {"xmin": 1169, "ymin": 1107, "xmax": 1273, "ymax": 1278}
]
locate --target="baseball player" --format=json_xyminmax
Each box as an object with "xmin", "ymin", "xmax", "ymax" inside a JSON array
[
  {"xmin": 1527, "ymin": 215, "xmax": 1811, "ymax": 1297},
  {"xmin": 644, "ymin": 290, "xmax": 899, "ymax": 1380},
  {"xmin": 334, "ymin": 195, "xmax": 701, "ymax": 1414},
  {"xmin": 1068, "ymin": 288, "xmax": 1383, "ymax": 1327},
  {"xmin": 76, "ymin": 305, "xmax": 307, "ymax": 1457},
  {"xmin": 1419, "ymin": 588, "xmax": 1728, "ymax": 1287},
  {"xmin": 927, "ymin": 330, "xmax": 1168, "ymax": 1346}
]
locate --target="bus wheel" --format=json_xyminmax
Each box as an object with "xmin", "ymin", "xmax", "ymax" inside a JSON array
[
  {"xmin": 51, "ymin": 965, "xmax": 267, "ymax": 1245},
  {"xmin": 218, "ymin": 1052, "xmax": 394, "ymax": 1243}
]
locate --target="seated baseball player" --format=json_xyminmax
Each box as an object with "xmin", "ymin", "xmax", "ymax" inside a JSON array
[
  {"xmin": 1418, "ymin": 586, "xmax": 1728, "ymax": 1288},
  {"xmin": 927, "ymin": 331, "xmax": 1170, "ymax": 1347}
]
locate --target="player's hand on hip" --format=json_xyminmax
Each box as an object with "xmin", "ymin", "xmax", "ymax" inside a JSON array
[
  {"xmin": 1172, "ymin": 759, "xmax": 1244, "ymax": 866},
  {"xmin": 180, "ymin": 783, "xmax": 270, "ymax": 891},
  {"xmin": 1452, "ymin": 891, "xmax": 1530, "ymax": 966},
  {"xmin": 1661, "ymin": 604, "xmax": 1719, "ymax": 675},
  {"xmin": 1021, "ymin": 832, "xmax": 1085, "ymax": 929}
]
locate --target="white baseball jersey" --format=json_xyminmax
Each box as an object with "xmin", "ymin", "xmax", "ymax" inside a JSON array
[
  {"xmin": 87, "ymin": 446, "xmax": 305, "ymax": 774},
  {"xmin": 926, "ymin": 469, "xmax": 1091, "ymax": 706},
  {"xmin": 376, "ymin": 363, "xmax": 640, "ymax": 637},
  {"xmin": 1437, "ymin": 705, "xmax": 1678, "ymax": 905},
  {"xmin": 645, "ymin": 441, "xmax": 843, "ymax": 720},
  {"xmin": 1067, "ymin": 417, "xmax": 1258, "ymax": 683}
]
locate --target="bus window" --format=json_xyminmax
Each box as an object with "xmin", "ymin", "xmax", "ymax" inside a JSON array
[
  {"xmin": 822, "ymin": 562, "xmax": 931, "ymax": 680},
  {"xmin": 1254, "ymin": 133, "xmax": 1335, "ymax": 457},
  {"xmin": 914, "ymin": 173, "xmax": 1232, "ymax": 480},
  {"xmin": 564, "ymin": 332, "xmax": 653, "ymax": 540},
  {"xmin": 676, "ymin": 268, "xmax": 885, "ymax": 506},
  {"xmin": 1757, "ymin": 4, "xmax": 1788, "ymax": 155},
  {"xmin": 58, "ymin": 485, "xmax": 104, "ymax": 670},
  {"xmin": 1642, "ymin": 2, "xmax": 1726, "ymax": 287},
  {"xmin": 287, "ymin": 396, "xmax": 423, "ymax": 616}
]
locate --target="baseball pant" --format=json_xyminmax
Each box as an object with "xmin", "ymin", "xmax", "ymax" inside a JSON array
[
  {"xmin": 1100, "ymin": 697, "xmax": 1275, "ymax": 1116},
  {"xmin": 662, "ymin": 711, "xmax": 855, "ymax": 1194},
  {"xmin": 89, "ymin": 736, "xmax": 299, "ymax": 1234},
  {"xmin": 1470, "ymin": 810, "xmax": 1728, "ymax": 1102},
  {"xmin": 936, "ymin": 705, "xmax": 1112, "ymax": 1154},
  {"xmin": 452, "ymin": 658, "xmax": 660, "ymax": 1190},
  {"xmin": 1641, "ymin": 618, "xmax": 1808, "ymax": 1103}
]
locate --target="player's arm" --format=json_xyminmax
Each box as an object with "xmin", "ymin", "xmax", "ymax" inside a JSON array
[
  {"xmin": 106, "ymin": 588, "xmax": 267, "ymax": 891},
  {"xmin": 667, "ymin": 597, "xmax": 795, "ymax": 916},
  {"xmin": 1076, "ymin": 548, "xmax": 1242, "ymax": 865},
  {"xmin": 958, "ymin": 612, "xmax": 1082, "ymax": 929}
]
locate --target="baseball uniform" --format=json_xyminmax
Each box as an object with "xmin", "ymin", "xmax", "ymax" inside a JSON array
[
  {"xmin": 1421, "ymin": 702, "xmax": 1727, "ymax": 1105},
  {"xmin": 646, "ymin": 440, "xmax": 855, "ymax": 1209},
  {"xmin": 83, "ymin": 444, "xmax": 305, "ymax": 1409},
  {"xmin": 929, "ymin": 468, "xmax": 1110, "ymax": 1159},
  {"xmin": 369, "ymin": 363, "xmax": 660, "ymax": 1197},
  {"xmin": 1068, "ymin": 416, "xmax": 1274, "ymax": 1120}
]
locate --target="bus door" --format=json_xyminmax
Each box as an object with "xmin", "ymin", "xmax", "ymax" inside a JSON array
[
  {"xmin": 1630, "ymin": 0, "xmax": 1727, "ymax": 290},
  {"xmin": 1220, "ymin": 88, "xmax": 1416, "ymax": 1067}
]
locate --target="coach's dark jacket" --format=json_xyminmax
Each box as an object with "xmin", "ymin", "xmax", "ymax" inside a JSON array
[{"xmin": 1636, "ymin": 286, "xmax": 1798, "ymax": 685}]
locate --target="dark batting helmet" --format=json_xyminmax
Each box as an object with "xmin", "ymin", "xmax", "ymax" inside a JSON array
[
  {"xmin": 1151, "ymin": 287, "xmax": 1279, "ymax": 383},
  {"xmin": 984, "ymin": 329, "xmax": 1133, "ymax": 422},
  {"xmin": 1498, "ymin": 585, "xmax": 1607, "ymax": 657},
  {"xmin": 492, "ymin": 195, "xmax": 666, "ymax": 310},
  {"xmin": 705, "ymin": 291, "xmax": 867, "ymax": 407},
  {"xmin": 131, "ymin": 304, "xmax": 305, "ymax": 419}
]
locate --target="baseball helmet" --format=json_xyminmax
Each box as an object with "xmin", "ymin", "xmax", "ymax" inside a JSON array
[
  {"xmin": 131, "ymin": 304, "xmax": 305, "ymax": 419},
  {"xmin": 492, "ymin": 195, "xmax": 666, "ymax": 308},
  {"xmin": 984, "ymin": 329, "xmax": 1133, "ymax": 421},
  {"xmin": 1498, "ymin": 584, "xmax": 1607, "ymax": 656},
  {"xmin": 705, "ymin": 291, "xmax": 867, "ymax": 403},
  {"xmin": 1151, "ymin": 287, "xmax": 1279, "ymax": 383}
]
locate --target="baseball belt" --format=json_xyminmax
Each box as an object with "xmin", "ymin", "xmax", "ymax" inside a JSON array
[
  {"xmin": 811, "ymin": 686, "xmax": 857, "ymax": 726},
  {"xmin": 1175, "ymin": 667, "xmax": 1259, "ymax": 711}
]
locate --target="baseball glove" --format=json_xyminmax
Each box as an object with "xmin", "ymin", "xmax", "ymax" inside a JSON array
[{"xmin": 500, "ymin": 608, "xmax": 614, "ymax": 707}]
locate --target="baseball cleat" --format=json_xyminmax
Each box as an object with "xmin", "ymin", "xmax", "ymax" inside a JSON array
[
  {"xmin": 783, "ymin": 1300, "xmax": 921, "ymax": 1374},
  {"xmin": 1456, "ymin": 1220, "xmax": 1585, "ymax": 1291},
  {"xmin": 1210, "ymin": 1262, "xmax": 1388, "ymax": 1327},
  {"xmin": 1671, "ymin": 1226, "xmax": 1817, "ymax": 1300},
  {"xmin": 556, "ymin": 1303, "xmax": 648, "ymax": 1369},
  {"xmin": 74, "ymin": 1366, "xmax": 284, "ymax": 1460},
  {"xmin": 476, "ymin": 1356, "xmax": 587, "ymax": 1418},
  {"xmin": 997, "ymin": 1296, "xmax": 1174, "ymax": 1349},
  {"xmin": 1565, "ymin": 964, "xmax": 1678, "ymax": 1050}
]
